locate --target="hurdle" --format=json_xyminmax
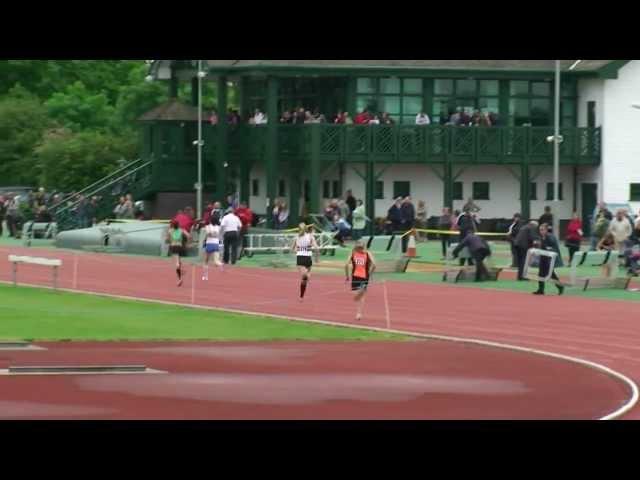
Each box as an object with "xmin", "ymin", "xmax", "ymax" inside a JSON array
[
  {"xmin": 523, "ymin": 249, "xmax": 559, "ymax": 283},
  {"xmin": 8, "ymin": 255, "xmax": 63, "ymax": 289},
  {"xmin": 568, "ymin": 250, "xmax": 630, "ymax": 291}
]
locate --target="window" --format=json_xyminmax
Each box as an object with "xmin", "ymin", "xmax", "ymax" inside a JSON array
[
  {"xmin": 322, "ymin": 180, "xmax": 331, "ymax": 199},
  {"xmin": 453, "ymin": 182, "xmax": 463, "ymax": 201},
  {"xmin": 251, "ymin": 179, "xmax": 260, "ymax": 196},
  {"xmin": 332, "ymin": 180, "xmax": 341, "ymax": 199},
  {"xmin": 631, "ymin": 184, "xmax": 640, "ymax": 201},
  {"xmin": 393, "ymin": 181, "xmax": 411, "ymax": 199},
  {"xmin": 530, "ymin": 182, "xmax": 537, "ymax": 200},
  {"xmin": 508, "ymin": 80, "xmax": 553, "ymax": 126},
  {"xmin": 432, "ymin": 78, "xmax": 499, "ymax": 123},
  {"xmin": 356, "ymin": 77, "xmax": 423, "ymax": 125},
  {"xmin": 375, "ymin": 181, "xmax": 384, "ymax": 199},
  {"xmin": 546, "ymin": 182, "xmax": 564, "ymax": 201},
  {"xmin": 472, "ymin": 182, "xmax": 490, "ymax": 200},
  {"xmin": 278, "ymin": 179, "xmax": 287, "ymax": 197}
]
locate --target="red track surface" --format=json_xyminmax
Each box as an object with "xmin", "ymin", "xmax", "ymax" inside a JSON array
[
  {"xmin": 1, "ymin": 246, "xmax": 639, "ymax": 419},
  {"xmin": 0, "ymin": 341, "xmax": 628, "ymax": 420}
]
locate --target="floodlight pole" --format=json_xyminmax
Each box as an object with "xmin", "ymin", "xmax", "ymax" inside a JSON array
[
  {"xmin": 196, "ymin": 60, "xmax": 203, "ymax": 221},
  {"xmin": 553, "ymin": 60, "xmax": 561, "ymax": 237}
]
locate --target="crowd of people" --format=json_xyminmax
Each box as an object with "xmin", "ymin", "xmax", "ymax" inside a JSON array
[
  {"xmin": 205, "ymin": 105, "xmax": 500, "ymax": 128},
  {"xmin": 0, "ymin": 187, "xmax": 60, "ymax": 238}
]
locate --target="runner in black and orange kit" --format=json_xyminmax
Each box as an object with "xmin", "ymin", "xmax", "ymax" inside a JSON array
[{"xmin": 345, "ymin": 240, "xmax": 377, "ymax": 321}]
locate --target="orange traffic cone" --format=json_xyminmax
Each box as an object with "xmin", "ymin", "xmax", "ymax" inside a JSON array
[{"xmin": 405, "ymin": 229, "xmax": 418, "ymax": 258}]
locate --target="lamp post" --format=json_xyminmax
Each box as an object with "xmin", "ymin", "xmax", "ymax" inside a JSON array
[
  {"xmin": 553, "ymin": 60, "xmax": 561, "ymax": 236},
  {"xmin": 195, "ymin": 61, "xmax": 206, "ymax": 220}
]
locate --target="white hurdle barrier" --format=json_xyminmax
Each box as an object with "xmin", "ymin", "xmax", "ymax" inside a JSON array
[
  {"xmin": 8, "ymin": 255, "xmax": 63, "ymax": 289},
  {"xmin": 523, "ymin": 248, "xmax": 558, "ymax": 283}
]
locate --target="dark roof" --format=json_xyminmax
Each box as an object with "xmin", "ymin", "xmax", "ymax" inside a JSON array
[
  {"xmin": 203, "ymin": 60, "xmax": 616, "ymax": 72},
  {"xmin": 138, "ymin": 99, "xmax": 209, "ymax": 122}
]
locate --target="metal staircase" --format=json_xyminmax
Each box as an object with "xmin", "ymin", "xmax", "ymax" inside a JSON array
[{"xmin": 50, "ymin": 158, "xmax": 153, "ymax": 232}]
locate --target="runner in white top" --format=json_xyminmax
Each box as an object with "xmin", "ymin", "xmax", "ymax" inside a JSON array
[
  {"xmin": 202, "ymin": 215, "xmax": 223, "ymax": 280},
  {"xmin": 290, "ymin": 223, "xmax": 319, "ymax": 301}
]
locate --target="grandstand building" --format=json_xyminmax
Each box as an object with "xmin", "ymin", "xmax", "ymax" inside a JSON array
[{"xmin": 142, "ymin": 60, "xmax": 639, "ymax": 234}]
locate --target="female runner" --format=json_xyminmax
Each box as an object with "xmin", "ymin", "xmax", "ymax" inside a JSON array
[
  {"xmin": 290, "ymin": 223, "xmax": 319, "ymax": 301},
  {"xmin": 345, "ymin": 240, "xmax": 377, "ymax": 321},
  {"xmin": 202, "ymin": 215, "xmax": 223, "ymax": 280},
  {"xmin": 166, "ymin": 220, "xmax": 191, "ymax": 286}
]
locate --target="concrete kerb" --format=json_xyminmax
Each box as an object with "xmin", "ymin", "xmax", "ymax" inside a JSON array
[{"xmin": 1, "ymin": 279, "xmax": 637, "ymax": 421}]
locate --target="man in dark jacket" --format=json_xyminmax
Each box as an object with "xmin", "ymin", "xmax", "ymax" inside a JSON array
[
  {"xmin": 456, "ymin": 210, "xmax": 480, "ymax": 265},
  {"xmin": 507, "ymin": 213, "xmax": 523, "ymax": 268},
  {"xmin": 386, "ymin": 198, "xmax": 403, "ymax": 234},
  {"xmin": 538, "ymin": 206, "xmax": 553, "ymax": 233},
  {"xmin": 452, "ymin": 233, "xmax": 492, "ymax": 281},
  {"xmin": 514, "ymin": 221, "xmax": 540, "ymax": 281},
  {"xmin": 533, "ymin": 223, "xmax": 565, "ymax": 295}
]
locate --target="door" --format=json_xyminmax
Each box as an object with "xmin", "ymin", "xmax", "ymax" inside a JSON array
[
  {"xmin": 587, "ymin": 101, "xmax": 596, "ymax": 128},
  {"xmin": 581, "ymin": 183, "xmax": 598, "ymax": 237}
]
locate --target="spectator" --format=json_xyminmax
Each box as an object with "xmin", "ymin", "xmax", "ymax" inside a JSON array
[
  {"xmin": 5, "ymin": 194, "xmax": 21, "ymax": 237},
  {"xmin": 416, "ymin": 200, "xmax": 428, "ymax": 241},
  {"xmin": 35, "ymin": 205, "xmax": 52, "ymax": 223},
  {"xmin": 488, "ymin": 112, "xmax": 500, "ymax": 127},
  {"xmin": 0, "ymin": 195, "xmax": 6, "ymax": 237},
  {"xmin": 113, "ymin": 196, "xmax": 126, "ymax": 219},
  {"xmin": 345, "ymin": 190, "xmax": 357, "ymax": 217},
  {"xmin": 334, "ymin": 111, "xmax": 346, "ymax": 124},
  {"xmin": 386, "ymin": 198, "xmax": 403, "ymax": 234},
  {"xmin": 369, "ymin": 115, "xmax": 381, "ymax": 125},
  {"xmin": 280, "ymin": 111, "xmax": 293, "ymax": 124},
  {"xmin": 86, "ymin": 196, "xmax": 99, "ymax": 227},
  {"xmin": 277, "ymin": 202, "xmax": 290, "ymax": 230},
  {"xmin": 221, "ymin": 208, "xmax": 243, "ymax": 265},
  {"xmin": 438, "ymin": 207, "xmax": 454, "ymax": 259},
  {"xmin": 452, "ymin": 233, "xmax": 492, "ymax": 282},
  {"xmin": 416, "ymin": 111, "xmax": 431, "ymax": 125},
  {"xmin": 209, "ymin": 110, "xmax": 219, "ymax": 125},
  {"xmin": 565, "ymin": 211, "xmax": 583, "ymax": 264},
  {"xmin": 507, "ymin": 213, "xmax": 523, "ymax": 268},
  {"xmin": 381, "ymin": 112, "xmax": 394, "ymax": 125},
  {"xmin": 34, "ymin": 187, "xmax": 47, "ymax": 208},
  {"xmin": 354, "ymin": 109, "xmax": 370, "ymax": 125},
  {"xmin": 597, "ymin": 232, "xmax": 616, "ymax": 278},
  {"xmin": 343, "ymin": 112, "xmax": 353, "ymax": 125},
  {"xmin": 351, "ymin": 199, "xmax": 367, "ymax": 240},
  {"xmin": 253, "ymin": 108, "xmax": 266, "ymax": 125},
  {"xmin": 337, "ymin": 199, "xmax": 351, "ymax": 222},
  {"xmin": 202, "ymin": 201, "xmax": 215, "ymax": 227},
  {"xmin": 174, "ymin": 207, "xmax": 195, "ymax": 234},
  {"xmin": 235, "ymin": 202, "xmax": 254, "ymax": 257},
  {"xmin": 121, "ymin": 194, "xmax": 134, "ymax": 219},
  {"xmin": 292, "ymin": 107, "xmax": 305, "ymax": 124},
  {"xmin": 449, "ymin": 109, "xmax": 461, "ymax": 126},
  {"xmin": 212, "ymin": 201, "xmax": 224, "ymax": 221},
  {"xmin": 514, "ymin": 221, "xmax": 540, "ymax": 281},
  {"xmin": 538, "ymin": 206, "xmax": 553, "ymax": 233},
  {"xmin": 463, "ymin": 197, "xmax": 481, "ymax": 214},
  {"xmin": 609, "ymin": 209, "xmax": 632, "ymax": 251},
  {"xmin": 332, "ymin": 213, "xmax": 351, "ymax": 247},
  {"xmin": 76, "ymin": 194, "xmax": 89, "ymax": 228},
  {"xmin": 591, "ymin": 203, "xmax": 612, "ymax": 251}
]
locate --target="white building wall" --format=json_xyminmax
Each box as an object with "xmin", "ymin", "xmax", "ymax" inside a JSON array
[{"xmin": 600, "ymin": 60, "xmax": 640, "ymax": 212}]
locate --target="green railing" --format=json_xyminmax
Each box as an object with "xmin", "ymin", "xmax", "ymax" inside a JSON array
[{"xmin": 215, "ymin": 124, "xmax": 601, "ymax": 165}]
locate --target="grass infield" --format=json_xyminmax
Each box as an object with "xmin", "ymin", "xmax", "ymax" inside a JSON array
[{"xmin": 0, "ymin": 284, "xmax": 409, "ymax": 342}]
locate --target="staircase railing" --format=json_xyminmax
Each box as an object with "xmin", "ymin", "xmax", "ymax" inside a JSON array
[{"xmin": 54, "ymin": 159, "xmax": 153, "ymax": 232}]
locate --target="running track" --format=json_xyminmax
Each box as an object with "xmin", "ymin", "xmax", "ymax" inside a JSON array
[{"xmin": 2, "ymin": 246, "xmax": 640, "ymax": 419}]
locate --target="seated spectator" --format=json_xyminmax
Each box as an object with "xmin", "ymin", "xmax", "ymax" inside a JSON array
[
  {"xmin": 334, "ymin": 111, "xmax": 346, "ymax": 124},
  {"xmin": 369, "ymin": 115, "xmax": 381, "ymax": 125},
  {"xmin": 280, "ymin": 111, "xmax": 293, "ymax": 124},
  {"xmin": 416, "ymin": 111, "xmax": 431, "ymax": 125},
  {"xmin": 343, "ymin": 112, "xmax": 353, "ymax": 124},
  {"xmin": 354, "ymin": 109, "xmax": 370, "ymax": 125},
  {"xmin": 332, "ymin": 214, "xmax": 351, "ymax": 247},
  {"xmin": 381, "ymin": 112, "xmax": 394, "ymax": 125},
  {"xmin": 253, "ymin": 109, "xmax": 267, "ymax": 125},
  {"xmin": 209, "ymin": 110, "xmax": 219, "ymax": 125},
  {"xmin": 488, "ymin": 112, "xmax": 499, "ymax": 126}
]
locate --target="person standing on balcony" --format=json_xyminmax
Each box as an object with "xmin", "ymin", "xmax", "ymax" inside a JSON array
[
  {"xmin": 253, "ymin": 108, "xmax": 266, "ymax": 125},
  {"xmin": 354, "ymin": 109, "xmax": 370, "ymax": 125},
  {"xmin": 334, "ymin": 111, "xmax": 346, "ymax": 124},
  {"xmin": 381, "ymin": 113, "xmax": 394, "ymax": 125},
  {"xmin": 344, "ymin": 112, "xmax": 353, "ymax": 125},
  {"xmin": 416, "ymin": 111, "xmax": 431, "ymax": 125}
]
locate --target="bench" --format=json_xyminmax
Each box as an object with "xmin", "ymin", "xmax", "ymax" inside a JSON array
[{"xmin": 8, "ymin": 255, "xmax": 63, "ymax": 289}]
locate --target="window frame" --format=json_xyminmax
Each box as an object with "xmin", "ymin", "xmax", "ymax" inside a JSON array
[
  {"xmin": 545, "ymin": 182, "xmax": 564, "ymax": 201},
  {"xmin": 472, "ymin": 182, "xmax": 490, "ymax": 201},
  {"xmin": 393, "ymin": 181, "xmax": 411, "ymax": 199},
  {"xmin": 251, "ymin": 179, "xmax": 260, "ymax": 196},
  {"xmin": 375, "ymin": 180, "xmax": 385, "ymax": 200},
  {"xmin": 630, "ymin": 184, "xmax": 640, "ymax": 201},
  {"xmin": 453, "ymin": 181, "xmax": 464, "ymax": 201}
]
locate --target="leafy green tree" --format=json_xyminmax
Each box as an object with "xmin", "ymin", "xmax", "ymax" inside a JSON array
[
  {"xmin": 0, "ymin": 95, "xmax": 50, "ymax": 186},
  {"xmin": 45, "ymin": 81, "xmax": 115, "ymax": 132},
  {"xmin": 35, "ymin": 129, "xmax": 137, "ymax": 191}
]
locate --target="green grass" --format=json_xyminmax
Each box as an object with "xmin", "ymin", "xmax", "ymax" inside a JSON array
[{"xmin": 0, "ymin": 284, "xmax": 409, "ymax": 342}]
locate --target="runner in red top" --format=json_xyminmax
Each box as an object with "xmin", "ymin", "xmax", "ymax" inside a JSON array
[{"xmin": 345, "ymin": 240, "xmax": 377, "ymax": 321}]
